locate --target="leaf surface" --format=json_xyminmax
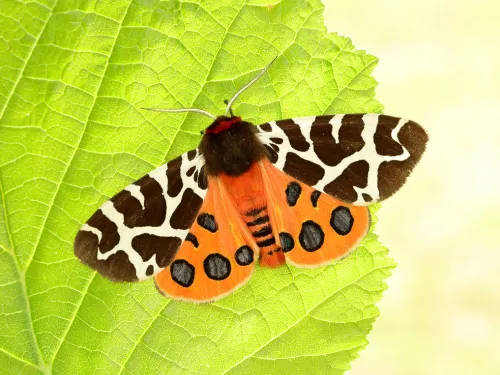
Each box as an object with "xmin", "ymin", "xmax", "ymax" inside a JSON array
[{"xmin": 0, "ymin": 0, "xmax": 394, "ymax": 373}]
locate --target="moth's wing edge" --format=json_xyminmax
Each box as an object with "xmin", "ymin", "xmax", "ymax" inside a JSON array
[
  {"xmin": 74, "ymin": 149, "xmax": 208, "ymax": 282},
  {"xmin": 256, "ymin": 114, "xmax": 428, "ymax": 206}
]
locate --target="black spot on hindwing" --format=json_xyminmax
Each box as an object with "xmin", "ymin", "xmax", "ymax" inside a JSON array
[
  {"xmin": 186, "ymin": 233, "xmax": 199, "ymax": 248},
  {"xmin": 311, "ymin": 190, "xmax": 321, "ymax": 208},
  {"xmin": 285, "ymin": 181, "xmax": 302, "ymax": 206},
  {"xmin": 299, "ymin": 221, "xmax": 324, "ymax": 252},
  {"xmin": 330, "ymin": 206, "xmax": 354, "ymax": 235},
  {"xmin": 279, "ymin": 232, "xmax": 295, "ymax": 252},
  {"xmin": 204, "ymin": 253, "xmax": 231, "ymax": 280},
  {"xmin": 170, "ymin": 259, "xmax": 195, "ymax": 287},
  {"xmin": 235, "ymin": 246, "xmax": 254, "ymax": 266},
  {"xmin": 197, "ymin": 213, "xmax": 217, "ymax": 232}
]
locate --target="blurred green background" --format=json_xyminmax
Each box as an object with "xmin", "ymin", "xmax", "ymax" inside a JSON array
[{"xmin": 323, "ymin": 1, "xmax": 500, "ymax": 374}]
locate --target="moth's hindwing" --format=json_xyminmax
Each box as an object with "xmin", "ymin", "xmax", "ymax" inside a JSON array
[
  {"xmin": 260, "ymin": 159, "xmax": 370, "ymax": 267},
  {"xmin": 155, "ymin": 175, "xmax": 258, "ymax": 303},
  {"xmin": 74, "ymin": 149, "xmax": 208, "ymax": 282},
  {"xmin": 257, "ymin": 114, "xmax": 428, "ymax": 205}
]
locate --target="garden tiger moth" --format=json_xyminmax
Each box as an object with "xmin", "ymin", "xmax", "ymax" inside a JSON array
[{"xmin": 74, "ymin": 59, "xmax": 428, "ymax": 302}]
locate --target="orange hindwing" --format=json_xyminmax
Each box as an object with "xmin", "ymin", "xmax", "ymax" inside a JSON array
[
  {"xmin": 155, "ymin": 176, "xmax": 258, "ymax": 303},
  {"xmin": 260, "ymin": 159, "xmax": 370, "ymax": 267},
  {"xmin": 155, "ymin": 159, "xmax": 371, "ymax": 302}
]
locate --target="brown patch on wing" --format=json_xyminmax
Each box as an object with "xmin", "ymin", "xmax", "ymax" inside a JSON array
[
  {"xmin": 377, "ymin": 120, "xmax": 428, "ymax": 200},
  {"xmin": 310, "ymin": 115, "xmax": 365, "ymax": 167},
  {"xmin": 341, "ymin": 114, "xmax": 365, "ymax": 127},
  {"xmin": 264, "ymin": 144, "xmax": 278, "ymax": 163},
  {"xmin": 85, "ymin": 209, "xmax": 119, "ymax": 253},
  {"xmin": 111, "ymin": 175, "xmax": 166, "ymax": 228},
  {"xmin": 276, "ymin": 119, "xmax": 310, "ymax": 152},
  {"xmin": 324, "ymin": 160, "xmax": 369, "ymax": 202},
  {"xmin": 374, "ymin": 115, "xmax": 405, "ymax": 156},
  {"xmin": 270, "ymin": 137, "xmax": 283, "ymax": 144},
  {"xmin": 170, "ymin": 187, "xmax": 204, "ymax": 230},
  {"xmin": 197, "ymin": 165, "xmax": 208, "ymax": 190},
  {"xmin": 74, "ymin": 229, "xmax": 137, "ymax": 282},
  {"xmin": 187, "ymin": 149, "xmax": 197, "ymax": 161},
  {"xmin": 362, "ymin": 193, "xmax": 372, "ymax": 202},
  {"xmin": 166, "ymin": 156, "xmax": 183, "ymax": 197},
  {"xmin": 283, "ymin": 152, "xmax": 325, "ymax": 186},
  {"xmin": 259, "ymin": 122, "xmax": 272, "ymax": 132},
  {"xmin": 132, "ymin": 234, "xmax": 182, "ymax": 268}
]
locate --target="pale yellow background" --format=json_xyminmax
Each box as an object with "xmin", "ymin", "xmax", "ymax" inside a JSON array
[{"xmin": 323, "ymin": 1, "xmax": 500, "ymax": 374}]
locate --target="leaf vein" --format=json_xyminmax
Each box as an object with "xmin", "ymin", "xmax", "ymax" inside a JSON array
[
  {"xmin": 0, "ymin": 3, "xmax": 55, "ymax": 121},
  {"xmin": 221, "ymin": 263, "xmax": 393, "ymax": 375}
]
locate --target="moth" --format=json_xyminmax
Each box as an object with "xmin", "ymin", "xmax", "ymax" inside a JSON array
[{"xmin": 74, "ymin": 59, "xmax": 428, "ymax": 302}]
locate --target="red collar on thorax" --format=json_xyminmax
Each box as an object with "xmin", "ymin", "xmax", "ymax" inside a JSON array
[{"xmin": 205, "ymin": 117, "xmax": 241, "ymax": 134}]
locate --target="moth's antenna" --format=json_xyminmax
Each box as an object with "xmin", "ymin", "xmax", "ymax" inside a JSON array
[
  {"xmin": 224, "ymin": 56, "xmax": 277, "ymax": 116},
  {"xmin": 142, "ymin": 107, "xmax": 217, "ymax": 120}
]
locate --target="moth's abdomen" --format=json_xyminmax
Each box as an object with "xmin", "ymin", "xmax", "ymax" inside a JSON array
[
  {"xmin": 242, "ymin": 206, "xmax": 284, "ymax": 267},
  {"xmin": 219, "ymin": 162, "xmax": 285, "ymax": 267}
]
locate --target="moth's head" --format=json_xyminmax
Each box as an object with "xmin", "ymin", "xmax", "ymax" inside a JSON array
[{"xmin": 202, "ymin": 115, "xmax": 242, "ymax": 135}]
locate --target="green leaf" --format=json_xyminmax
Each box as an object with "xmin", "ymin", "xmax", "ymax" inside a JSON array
[{"xmin": 0, "ymin": 0, "xmax": 394, "ymax": 374}]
